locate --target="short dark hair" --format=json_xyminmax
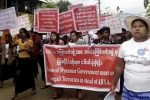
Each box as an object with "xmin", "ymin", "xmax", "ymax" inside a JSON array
[
  {"xmin": 96, "ymin": 29, "xmax": 101, "ymax": 35},
  {"xmin": 96, "ymin": 27, "xmax": 110, "ymax": 35}
]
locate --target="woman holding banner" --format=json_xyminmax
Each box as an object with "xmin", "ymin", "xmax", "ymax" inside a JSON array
[
  {"xmin": 48, "ymin": 31, "xmax": 64, "ymax": 99},
  {"xmin": 69, "ymin": 31, "xmax": 86, "ymax": 44},
  {"xmin": 69, "ymin": 31, "xmax": 86, "ymax": 100},
  {"xmin": 49, "ymin": 31, "xmax": 64, "ymax": 45},
  {"xmin": 10, "ymin": 28, "xmax": 36, "ymax": 100},
  {"xmin": 111, "ymin": 16, "xmax": 150, "ymax": 100}
]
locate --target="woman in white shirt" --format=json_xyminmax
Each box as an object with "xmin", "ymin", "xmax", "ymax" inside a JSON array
[{"xmin": 111, "ymin": 16, "xmax": 150, "ymax": 100}]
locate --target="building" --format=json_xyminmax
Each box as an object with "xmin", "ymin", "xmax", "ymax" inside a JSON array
[
  {"xmin": 0, "ymin": 0, "xmax": 6, "ymax": 9},
  {"xmin": 0, "ymin": 0, "xmax": 43, "ymax": 14}
]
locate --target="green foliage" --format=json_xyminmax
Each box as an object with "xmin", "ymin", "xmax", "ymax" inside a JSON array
[
  {"xmin": 144, "ymin": 0, "xmax": 149, "ymax": 8},
  {"xmin": 38, "ymin": 0, "xmax": 71, "ymax": 13},
  {"xmin": 39, "ymin": 2, "xmax": 57, "ymax": 8},
  {"xmin": 56, "ymin": 0, "xmax": 71, "ymax": 13},
  {"xmin": 144, "ymin": 0, "xmax": 150, "ymax": 16},
  {"xmin": 146, "ymin": 3, "xmax": 150, "ymax": 16}
]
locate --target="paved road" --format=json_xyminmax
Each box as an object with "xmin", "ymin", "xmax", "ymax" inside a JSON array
[
  {"xmin": 0, "ymin": 71, "xmax": 121, "ymax": 100},
  {"xmin": 0, "ymin": 75, "xmax": 104, "ymax": 100}
]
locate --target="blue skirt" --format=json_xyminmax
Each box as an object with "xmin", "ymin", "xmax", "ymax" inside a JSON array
[{"xmin": 122, "ymin": 86, "xmax": 150, "ymax": 100}]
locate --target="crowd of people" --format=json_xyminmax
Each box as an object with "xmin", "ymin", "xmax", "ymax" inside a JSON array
[{"xmin": 0, "ymin": 15, "xmax": 150, "ymax": 100}]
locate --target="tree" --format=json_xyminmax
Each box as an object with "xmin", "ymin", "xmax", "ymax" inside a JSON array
[
  {"xmin": 56, "ymin": 0, "xmax": 71, "ymax": 13},
  {"xmin": 37, "ymin": 0, "xmax": 71, "ymax": 13},
  {"xmin": 37, "ymin": 1, "xmax": 57, "ymax": 8},
  {"xmin": 144, "ymin": 0, "xmax": 150, "ymax": 16},
  {"xmin": 146, "ymin": 3, "xmax": 150, "ymax": 16},
  {"xmin": 144, "ymin": 0, "xmax": 149, "ymax": 8}
]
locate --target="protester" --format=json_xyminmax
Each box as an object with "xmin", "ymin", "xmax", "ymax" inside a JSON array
[
  {"xmin": 93, "ymin": 27, "xmax": 116, "ymax": 44},
  {"xmin": 39, "ymin": 34, "xmax": 49, "ymax": 89},
  {"xmin": 12, "ymin": 31, "xmax": 23, "ymax": 58},
  {"xmin": 93, "ymin": 27, "xmax": 115, "ymax": 99},
  {"xmin": 69, "ymin": 31, "xmax": 86, "ymax": 44},
  {"xmin": 111, "ymin": 16, "xmax": 150, "ymax": 100},
  {"xmin": 0, "ymin": 33, "xmax": 15, "ymax": 88},
  {"xmin": 69, "ymin": 31, "xmax": 86, "ymax": 100},
  {"xmin": 49, "ymin": 31, "xmax": 64, "ymax": 45},
  {"xmin": 10, "ymin": 28, "xmax": 36, "ymax": 100},
  {"xmin": 92, "ymin": 29, "xmax": 103, "ymax": 44},
  {"xmin": 61, "ymin": 34, "xmax": 70, "ymax": 45},
  {"xmin": 82, "ymin": 31, "xmax": 98, "ymax": 45},
  {"xmin": 113, "ymin": 28, "xmax": 127, "ymax": 44},
  {"xmin": 48, "ymin": 31, "xmax": 64, "ymax": 99},
  {"xmin": 30, "ymin": 31, "xmax": 42, "ymax": 79}
]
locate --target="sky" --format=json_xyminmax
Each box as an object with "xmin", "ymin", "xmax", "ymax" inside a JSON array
[
  {"xmin": 68, "ymin": 0, "xmax": 146, "ymax": 15},
  {"xmin": 40, "ymin": 0, "xmax": 146, "ymax": 15}
]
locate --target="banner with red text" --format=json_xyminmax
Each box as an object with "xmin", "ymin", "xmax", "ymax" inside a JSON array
[
  {"xmin": 73, "ymin": 5, "xmax": 99, "ymax": 31},
  {"xmin": 59, "ymin": 11, "xmax": 75, "ymax": 34},
  {"xmin": 44, "ymin": 45, "xmax": 119, "ymax": 91},
  {"xmin": 37, "ymin": 9, "xmax": 59, "ymax": 33}
]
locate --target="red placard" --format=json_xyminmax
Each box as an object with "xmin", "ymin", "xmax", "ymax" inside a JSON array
[
  {"xmin": 68, "ymin": 4, "xmax": 83, "ymax": 10},
  {"xmin": 37, "ymin": 9, "xmax": 59, "ymax": 33},
  {"xmin": 44, "ymin": 45, "xmax": 119, "ymax": 91},
  {"xmin": 73, "ymin": 5, "xmax": 99, "ymax": 31},
  {"xmin": 59, "ymin": 11, "xmax": 75, "ymax": 34}
]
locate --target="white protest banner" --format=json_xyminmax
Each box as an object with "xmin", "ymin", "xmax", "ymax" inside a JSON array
[
  {"xmin": 118, "ymin": 13, "xmax": 131, "ymax": 29},
  {"xmin": 107, "ymin": 15, "xmax": 122, "ymax": 34},
  {"xmin": 68, "ymin": 4, "xmax": 83, "ymax": 10},
  {"xmin": 37, "ymin": 8, "xmax": 59, "ymax": 33},
  {"xmin": 73, "ymin": 5, "xmax": 99, "ymax": 31},
  {"xmin": 99, "ymin": 15, "xmax": 109, "ymax": 28},
  {"xmin": 10, "ymin": 14, "xmax": 31, "ymax": 36},
  {"xmin": 59, "ymin": 11, "xmax": 75, "ymax": 34},
  {"xmin": 0, "ymin": 7, "xmax": 17, "ymax": 30}
]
